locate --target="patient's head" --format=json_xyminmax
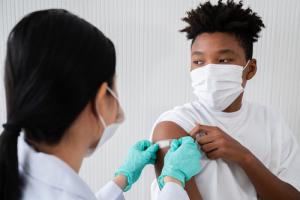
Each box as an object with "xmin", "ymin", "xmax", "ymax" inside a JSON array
[{"xmin": 181, "ymin": 0, "xmax": 264, "ymax": 74}]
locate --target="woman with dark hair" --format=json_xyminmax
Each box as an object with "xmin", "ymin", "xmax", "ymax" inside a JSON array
[{"xmin": 0, "ymin": 9, "xmax": 201, "ymax": 200}]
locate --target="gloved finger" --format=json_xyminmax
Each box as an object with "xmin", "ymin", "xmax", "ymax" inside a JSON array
[
  {"xmin": 170, "ymin": 139, "xmax": 180, "ymax": 151},
  {"xmin": 146, "ymin": 143, "xmax": 159, "ymax": 154},
  {"xmin": 149, "ymin": 157, "xmax": 156, "ymax": 165},
  {"xmin": 180, "ymin": 136, "xmax": 195, "ymax": 144},
  {"xmin": 134, "ymin": 140, "xmax": 151, "ymax": 151},
  {"xmin": 144, "ymin": 145, "xmax": 158, "ymax": 163},
  {"xmin": 146, "ymin": 150, "xmax": 158, "ymax": 164}
]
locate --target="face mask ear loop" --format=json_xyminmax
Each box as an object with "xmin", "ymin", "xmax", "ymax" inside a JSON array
[
  {"xmin": 243, "ymin": 60, "xmax": 251, "ymax": 71},
  {"xmin": 106, "ymin": 87, "xmax": 119, "ymax": 100},
  {"xmin": 96, "ymin": 102, "xmax": 107, "ymax": 129},
  {"xmin": 98, "ymin": 113, "xmax": 107, "ymax": 129}
]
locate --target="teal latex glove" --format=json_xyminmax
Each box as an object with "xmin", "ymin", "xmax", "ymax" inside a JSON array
[
  {"xmin": 115, "ymin": 140, "xmax": 159, "ymax": 192},
  {"xmin": 158, "ymin": 136, "xmax": 202, "ymax": 189}
]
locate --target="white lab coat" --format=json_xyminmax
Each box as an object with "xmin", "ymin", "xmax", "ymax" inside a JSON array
[{"xmin": 17, "ymin": 135, "xmax": 189, "ymax": 200}]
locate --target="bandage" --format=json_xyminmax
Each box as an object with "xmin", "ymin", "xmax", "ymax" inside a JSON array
[{"xmin": 155, "ymin": 139, "xmax": 173, "ymax": 149}]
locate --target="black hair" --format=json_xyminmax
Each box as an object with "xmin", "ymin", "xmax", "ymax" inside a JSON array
[
  {"xmin": 180, "ymin": 0, "xmax": 265, "ymax": 60},
  {"xmin": 0, "ymin": 9, "xmax": 116, "ymax": 200}
]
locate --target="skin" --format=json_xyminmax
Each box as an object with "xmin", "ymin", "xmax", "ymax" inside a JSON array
[{"xmin": 153, "ymin": 32, "xmax": 300, "ymax": 199}]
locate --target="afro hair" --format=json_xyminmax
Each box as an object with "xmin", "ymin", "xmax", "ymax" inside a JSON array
[{"xmin": 181, "ymin": 0, "xmax": 265, "ymax": 59}]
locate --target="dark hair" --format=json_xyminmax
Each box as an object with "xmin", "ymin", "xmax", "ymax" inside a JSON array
[
  {"xmin": 180, "ymin": 0, "xmax": 265, "ymax": 60},
  {"xmin": 0, "ymin": 9, "xmax": 116, "ymax": 200}
]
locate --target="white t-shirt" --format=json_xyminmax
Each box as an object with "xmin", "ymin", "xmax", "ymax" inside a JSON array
[{"xmin": 150, "ymin": 100, "xmax": 300, "ymax": 200}]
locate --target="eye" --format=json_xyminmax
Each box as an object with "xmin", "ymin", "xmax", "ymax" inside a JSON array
[
  {"xmin": 219, "ymin": 58, "xmax": 233, "ymax": 63},
  {"xmin": 193, "ymin": 60, "xmax": 205, "ymax": 66}
]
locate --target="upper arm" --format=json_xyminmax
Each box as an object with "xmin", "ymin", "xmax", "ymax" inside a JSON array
[{"xmin": 152, "ymin": 121, "xmax": 202, "ymax": 200}]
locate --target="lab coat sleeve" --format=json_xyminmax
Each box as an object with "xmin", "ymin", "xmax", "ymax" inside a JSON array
[
  {"xmin": 156, "ymin": 182, "xmax": 190, "ymax": 200},
  {"xmin": 95, "ymin": 181, "xmax": 125, "ymax": 200}
]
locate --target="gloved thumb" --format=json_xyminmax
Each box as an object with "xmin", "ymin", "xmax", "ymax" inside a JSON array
[
  {"xmin": 134, "ymin": 140, "xmax": 151, "ymax": 151},
  {"xmin": 180, "ymin": 136, "xmax": 195, "ymax": 144},
  {"xmin": 170, "ymin": 139, "xmax": 181, "ymax": 151},
  {"xmin": 146, "ymin": 143, "xmax": 159, "ymax": 154}
]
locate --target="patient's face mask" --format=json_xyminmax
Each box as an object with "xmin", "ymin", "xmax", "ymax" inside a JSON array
[
  {"xmin": 86, "ymin": 87, "xmax": 125, "ymax": 157},
  {"xmin": 190, "ymin": 61, "xmax": 250, "ymax": 111}
]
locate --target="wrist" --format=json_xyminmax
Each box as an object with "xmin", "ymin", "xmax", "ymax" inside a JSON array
[
  {"xmin": 164, "ymin": 176, "xmax": 184, "ymax": 187},
  {"xmin": 113, "ymin": 174, "xmax": 128, "ymax": 191},
  {"xmin": 238, "ymin": 149, "xmax": 255, "ymax": 168}
]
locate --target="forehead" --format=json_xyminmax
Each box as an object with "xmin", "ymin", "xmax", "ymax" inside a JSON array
[{"xmin": 191, "ymin": 32, "xmax": 245, "ymax": 58}]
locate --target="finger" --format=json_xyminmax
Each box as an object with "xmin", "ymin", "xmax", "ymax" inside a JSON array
[
  {"xmin": 135, "ymin": 140, "xmax": 151, "ymax": 151},
  {"xmin": 190, "ymin": 124, "xmax": 216, "ymax": 139},
  {"xmin": 189, "ymin": 124, "xmax": 203, "ymax": 138},
  {"xmin": 180, "ymin": 136, "xmax": 195, "ymax": 144},
  {"xmin": 149, "ymin": 157, "xmax": 156, "ymax": 165},
  {"xmin": 201, "ymin": 142, "xmax": 218, "ymax": 153},
  {"xmin": 190, "ymin": 124, "xmax": 210, "ymax": 138},
  {"xmin": 145, "ymin": 150, "xmax": 157, "ymax": 164},
  {"xmin": 206, "ymin": 149, "xmax": 222, "ymax": 160},
  {"xmin": 197, "ymin": 135, "xmax": 215, "ymax": 145},
  {"xmin": 170, "ymin": 139, "xmax": 180, "ymax": 151},
  {"xmin": 146, "ymin": 143, "xmax": 159, "ymax": 154}
]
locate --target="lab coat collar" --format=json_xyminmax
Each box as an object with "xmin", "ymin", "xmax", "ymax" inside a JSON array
[{"xmin": 18, "ymin": 134, "xmax": 97, "ymax": 200}]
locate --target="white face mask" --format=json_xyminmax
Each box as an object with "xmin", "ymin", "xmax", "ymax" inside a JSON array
[
  {"xmin": 190, "ymin": 61, "xmax": 250, "ymax": 111},
  {"xmin": 86, "ymin": 87, "xmax": 125, "ymax": 157}
]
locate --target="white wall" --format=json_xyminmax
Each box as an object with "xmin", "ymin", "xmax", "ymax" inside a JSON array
[{"xmin": 0, "ymin": 0, "xmax": 299, "ymax": 199}]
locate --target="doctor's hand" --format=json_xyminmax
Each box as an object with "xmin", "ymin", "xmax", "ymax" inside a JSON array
[
  {"xmin": 190, "ymin": 124, "xmax": 251, "ymax": 166},
  {"xmin": 158, "ymin": 136, "xmax": 202, "ymax": 189},
  {"xmin": 114, "ymin": 140, "xmax": 159, "ymax": 192}
]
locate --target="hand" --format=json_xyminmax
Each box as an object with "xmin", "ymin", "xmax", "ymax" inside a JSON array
[
  {"xmin": 115, "ymin": 140, "xmax": 159, "ymax": 191},
  {"xmin": 158, "ymin": 136, "xmax": 202, "ymax": 189},
  {"xmin": 190, "ymin": 124, "xmax": 251, "ymax": 165}
]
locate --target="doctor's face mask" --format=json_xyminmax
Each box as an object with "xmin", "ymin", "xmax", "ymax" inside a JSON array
[{"xmin": 86, "ymin": 87, "xmax": 125, "ymax": 157}]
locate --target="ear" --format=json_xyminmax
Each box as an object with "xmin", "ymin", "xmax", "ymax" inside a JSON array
[
  {"xmin": 95, "ymin": 82, "xmax": 108, "ymax": 111},
  {"xmin": 244, "ymin": 59, "xmax": 257, "ymax": 81}
]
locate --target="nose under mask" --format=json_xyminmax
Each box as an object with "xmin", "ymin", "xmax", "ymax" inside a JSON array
[{"xmin": 190, "ymin": 61, "xmax": 250, "ymax": 111}]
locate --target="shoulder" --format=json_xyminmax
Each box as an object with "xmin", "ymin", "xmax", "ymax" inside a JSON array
[
  {"xmin": 152, "ymin": 101, "xmax": 200, "ymax": 132},
  {"xmin": 245, "ymin": 101, "xmax": 280, "ymax": 123},
  {"xmin": 151, "ymin": 101, "xmax": 201, "ymax": 142},
  {"xmin": 247, "ymin": 101, "xmax": 296, "ymax": 144}
]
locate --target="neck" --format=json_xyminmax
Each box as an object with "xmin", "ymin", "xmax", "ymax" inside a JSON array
[
  {"xmin": 223, "ymin": 93, "xmax": 243, "ymax": 113},
  {"xmin": 31, "ymin": 132, "xmax": 86, "ymax": 173}
]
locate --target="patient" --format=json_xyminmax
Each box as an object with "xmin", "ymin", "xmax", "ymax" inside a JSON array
[{"xmin": 150, "ymin": 1, "xmax": 300, "ymax": 200}]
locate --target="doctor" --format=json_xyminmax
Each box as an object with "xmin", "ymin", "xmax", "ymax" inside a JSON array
[{"xmin": 0, "ymin": 9, "xmax": 202, "ymax": 200}]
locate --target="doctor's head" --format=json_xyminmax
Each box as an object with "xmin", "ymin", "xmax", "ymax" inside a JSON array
[
  {"xmin": 0, "ymin": 9, "xmax": 119, "ymax": 200},
  {"xmin": 181, "ymin": 0, "xmax": 265, "ymax": 112}
]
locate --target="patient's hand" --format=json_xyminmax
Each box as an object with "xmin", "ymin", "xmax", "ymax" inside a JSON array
[
  {"xmin": 190, "ymin": 124, "xmax": 251, "ymax": 166},
  {"xmin": 152, "ymin": 121, "xmax": 203, "ymax": 200}
]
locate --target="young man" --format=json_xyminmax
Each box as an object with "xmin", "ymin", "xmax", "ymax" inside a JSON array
[{"xmin": 150, "ymin": 1, "xmax": 300, "ymax": 199}]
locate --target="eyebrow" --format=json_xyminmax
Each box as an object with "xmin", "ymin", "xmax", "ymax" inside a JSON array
[
  {"xmin": 191, "ymin": 49, "xmax": 239, "ymax": 56},
  {"xmin": 217, "ymin": 49, "xmax": 239, "ymax": 56}
]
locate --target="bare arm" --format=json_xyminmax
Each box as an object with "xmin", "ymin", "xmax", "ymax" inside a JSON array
[
  {"xmin": 240, "ymin": 153, "xmax": 300, "ymax": 200},
  {"xmin": 152, "ymin": 121, "xmax": 203, "ymax": 200}
]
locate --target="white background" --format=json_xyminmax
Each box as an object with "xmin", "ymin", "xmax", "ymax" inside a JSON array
[{"xmin": 0, "ymin": 0, "xmax": 299, "ymax": 199}]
